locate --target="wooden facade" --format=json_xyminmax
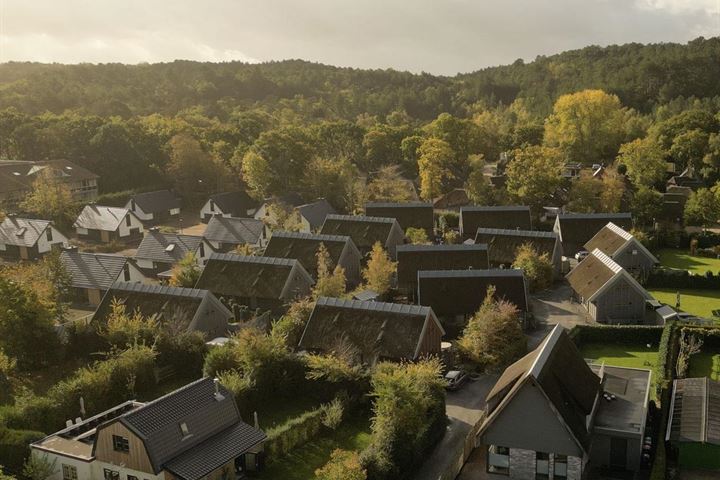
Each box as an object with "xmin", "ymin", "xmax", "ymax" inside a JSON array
[{"xmin": 94, "ymin": 421, "xmax": 154, "ymax": 474}]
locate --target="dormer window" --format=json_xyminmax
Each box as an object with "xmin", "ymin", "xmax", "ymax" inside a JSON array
[
  {"xmin": 126, "ymin": 214, "xmax": 132, "ymax": 227},
  {"xmin": 111, "ymin": 434, "xmax": 129, "ymax": 453},
  {"xmin": 179, "ymin": 422, "xmax": 190, "ymax": 437}
]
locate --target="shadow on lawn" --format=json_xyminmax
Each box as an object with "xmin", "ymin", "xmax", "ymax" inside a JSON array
[{"xmin": 658, "ymin": 250, "xmax": 720, "ymax": 272}]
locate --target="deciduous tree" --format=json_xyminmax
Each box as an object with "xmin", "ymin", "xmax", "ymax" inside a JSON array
[
  {"xmin": 505, "ymin": 146, "xmax": 564, "ymax": 213},
  {"xmin": 616, "ymin": 137, "xmax": 667, "ymax": 188},
  {"xmin": 361, "ymin": 243, "xmax": 396, "ymax": 296},
  {"xmin": 417, "ymin": 138, "xmax": 455, "ymax": 200},
  {"xmin": 512, "ymin": 243, "xmax": 553, "ymax": 292},
  {"xmin": 314, "ymin": 243, "xmax": 347, "ymax": 298}
]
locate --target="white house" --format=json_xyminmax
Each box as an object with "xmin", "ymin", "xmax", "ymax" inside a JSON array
[
  {"xmin": 0, "ymin": 215, "xmax": 69, "ymax": 260},
  {"xmin": 73, "ymin": 205, "xmax": 144, "ymax": 243}
]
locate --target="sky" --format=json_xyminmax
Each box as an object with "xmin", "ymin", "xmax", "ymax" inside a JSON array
[{"xmin": 0, "ymin": 0, "xmax": 718, "ymax": 75}]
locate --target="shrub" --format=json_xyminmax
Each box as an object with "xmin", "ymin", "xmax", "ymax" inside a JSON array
[
  {"xmin": 316, "ymin": 449, "xmax": 367, "ymax": 480},
  {"xmin": 264, "ymin": 407, "xmax": 325, "ymax": 461},
  {"xmin": 321, "ymin": 397, "xmax": 344, "ymax": 430},
  {"xmin": 645, "ymin": 267, "xmax": 720, "ymax": 289},
  {"xmin": 437, "ymin": 211, "xmax": 459, "ymax": 231},
  {"xmin": 361, "ymin": 243, "xmax": 396, "ymax": 296},
  {"xmin": 568, "ymin": 324, "xmax": 663, "ymax": 346},
  {"xmin": 442, "ymin": 229, "xmax": 460, "ymax": 245},
  {"xmin": 168, "ymin": 253, "xmax": 202, "ymax": 288},
  {"xmin": 405, "ymin": 228, "xmax": 430, "ymax": 245},
  {"xmin": 155, "ymin": 331, "xmax": 207, "ymax": 378},
  {"xmin": 512, "ymin": 243, "xmax": 553, "ymax": 292},
  {"xmin": 271, "ymin": 298, "xmax": 315, "ymax": 350},
  {"xmin": 0, "ymin": 426, "xmax": 45, "ymax": 475}
]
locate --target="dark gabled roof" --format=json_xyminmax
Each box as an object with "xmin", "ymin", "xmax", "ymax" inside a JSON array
[
  {"xmin": 0, "ymin": 159, "xmax": 97, "ymax": 195},
  {"xmin": 364, "ymin": 202, "xmax": 434, "ymax": 233},
  {"xmin": 668, "ymin": 377, "xmax": 720, "ymax": 445},
  {"xmin": 60, "ymin": 250, "xmax": 130, "ymax": 290},
  {"xmin": 433, "ymin": 188, "xmax": 470, "ymax": 210},
  {"xmin": 73, "ymin": 205, "xmax": 133, "ymax": 231},
  {"xmin": 475, "ymin": 228, "xmax": 559, "ymax": 266},
  {"xmin": 299, "ymin": 297, "xmax": 442, "ymax": 361},
  {"xmin": 417, "ymin": 269, "xmax": 528, "ymax": 316},
  {"xmin": 130, "ymin": 190, "xmax": 181, "ymax": 214},
  {"xmin": 555, "ymin": 213, "xmax": 632, "ymax": 252},
  {"xmin": 207, "ymin": 191, "xmax": 259, "ymax": 217},
  {"xmin": 296, "ymin": 199, "xmax": 336, "ymax": 230},
  {"xmin": 460, "ymin": 206, "xmax": 532, "ymax": 235},
  {"xmin": 116, "ymin": 377, "xmax": 264, "ymax": 476},
  {"xmin": 566, "ymin": 249, "xmax": 621, "ymax": 300},
  {"xmin": 396, "ymin": 244, "xmax": 489, "ymax": 288},
  {"xmin": 320, "ymin": 214, "xmax": 400, "ymax": 252},
  {"xmin": 91, "ymin": 282, "xmax": 231, "ymax": 332},
  {"xmin": 195, "ymin": 253, "xmax": 312, "ymax": 301},
  {"xmin": 0, "ymin": 217, "xmax": 52, "ymax": 247},
  {"xmin": 584, "ymin": 222, "xmax": 659, "ymax": 264},
  {"xmin": 483, "ymin": 325, "xmax": 600, "ymax": 453},
  {"xmin": 263, "ymin": 231, "xmax": 358, "ymax": 278},
  {"xmin": 203, "ymin": 216, "xmax": 264, "ymax": 245},
  {"xmin": 135, "ymin": 231, "xmax": 204, "ymax": 264}
]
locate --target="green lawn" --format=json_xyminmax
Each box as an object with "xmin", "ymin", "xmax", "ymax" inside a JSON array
[
  {"xmin": 649, "ymin": 288, "xmax": 720, "ymax": 319},
  {"xmin": 688, "ymin": 351, "xmax": 720, "ymax": 381},
  {"xmin": 656, "ymin": 248, "xmax": 720, "ymax": 274},
  {"xmin": 579, "ymin": 343, "xmax": 659, "ymax": 399},
  {"xmin": 256, "ymin": 416, "xmax": 371, "ymax": 480}
]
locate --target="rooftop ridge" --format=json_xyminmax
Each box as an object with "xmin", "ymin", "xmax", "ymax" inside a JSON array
[
  {"xmin": 316, "ymin": 296, "xmax": 431, "ymax": 316},
  {"xmin": 558, "ymin": 212, "xmax": 632, "ymax": 220},
  {"xmin": 324, "ymin": 214, "xmax": 397, "ymax": 224},
  {"xmin": 476, "ymin": 227, "xmax": 556, "ymax": 238},
  {"xmin": 461, "ymin": 205, "xmax": 530, "ymax": 212},
  {"xmin": 110, "ymin": 281, "xmax": 208, "ymax": 299},
  {"xmin": 270, "ymin": 231, "xmax": 351, "ymax": 243},
  {"xmin": 209, "ymin": 252, "xmax": 297, "ymax": 267},
  {"xmin": 365, "ymin": 201, "xmax": 433, "ymax": 208},
  {"xmin": 591, "ymin": 248, "xmax": 623, "ymax": 274},
  {"xmin": 605, "ymin": 222, "xmax": 633, "ymax": 241},
  {"xmin": 418, "ymin": 268, "xmax": 524, "ymax": 278},
  {"xmin": 397, "ymin": 243, "xmax": 488, "ymax": 252}
]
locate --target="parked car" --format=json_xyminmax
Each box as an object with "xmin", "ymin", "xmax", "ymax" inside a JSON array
[
  {"xmin": 444, "ymin": 370, "xmax": 469, "ymax": 391},
  {"xmin": 575, "ymin": 250, "xmax": 590, "ymax": 261}
]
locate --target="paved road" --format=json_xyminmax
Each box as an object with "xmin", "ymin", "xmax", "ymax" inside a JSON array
[{"xmin": 413, "ymin": 375, "xmax": 498, "ymax": 480}]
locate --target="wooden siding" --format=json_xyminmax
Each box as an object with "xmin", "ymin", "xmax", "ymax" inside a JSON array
[
  {"xmin": 94, "ymin": 421, "xmax": 154, "ymax": 474},
  {"xmin": 419, "ymin": 317, "xmax": 443, "ymax": 356}
]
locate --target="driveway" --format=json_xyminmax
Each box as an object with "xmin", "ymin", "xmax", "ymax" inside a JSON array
[
  {"xmin": 414, "ymin": 374, "xmax": 499, "ymax": 480},
  {"xmin": 528, "ymin": 282, "xmax": 593, "ymax": 348}
]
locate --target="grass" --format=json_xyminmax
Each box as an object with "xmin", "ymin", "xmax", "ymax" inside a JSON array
[
  {"xmin": 256, "ymin": 396, "xmax": 323, "ymax": 431},
  {"xmin": 17, "ymin": 357, "xmax": 90, "ymax": 395},
  {"xmin": 656, "ymin": 248, "xmax": 720, "ymax": 274},
  {"xmin": 688, "ymin": 351, "xmax": 720, "ymax": 381},
  {"xmin": 579, "ymin": 342, "xmax": 659, "ymax": 400},
  {"xmin": 648, "ymin": 288, "xmax": 720, "ymax": 319},
  {"xmin": 256, "ymin": 416, "xmax": 372, "ymax": 480}
]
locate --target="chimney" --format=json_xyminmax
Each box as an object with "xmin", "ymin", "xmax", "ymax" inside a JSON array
[
  {"xmin": 254, "ymin": 411, "xmax": 259, "ymax": 430},
  {"xmin": 213, "ymin": 378, "xmax": 225, "ymax": 401}
]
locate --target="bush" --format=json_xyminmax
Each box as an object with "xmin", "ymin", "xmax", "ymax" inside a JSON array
[
  {"xmin": 655, "ymin": 321, "xmax": 678, "ymax": 395},
  {"xmin": 0, "ymin": 426, "xmax": 45, "ymax": 475},
  {"xmin": 645, "ymin": 267, "xmax": 720, "ymax": 289},
  {"xmin": 264, "ymin": 407, "xmax": 325, "ymax": 461},
  {"xmin": 405, "ymin": 228, "xmax": 430, "ymax": 245},
  {"xmin": 64, "ymin": 321, "xmax": 107, "ymax": 361},
  {"xmin": 569, "ymin": 324, "xmax": 663, "ymax": 346},
  {"xmin": 321, "ymin": 397, "xmax": 344, "ymax": 430},
  {"xmin": 94, "ymin": 189, "xmax": 136, "ymax": 207},
  {"xmin": 155, "ymin": 331, "xmax": 207, "ymax": 378},
  {"xmin": 436, "ymin": 211, "xmax": 459, "ymax": 231},
  {"xmin": 316, "ymin": 449, "xmax": 367, "ymax": 480}
]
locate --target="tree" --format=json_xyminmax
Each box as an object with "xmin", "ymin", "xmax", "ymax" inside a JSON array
[
  {"xmin": 417, "ymin": 137, "xmax": 456, "ymax": 200},
  {"xmin": 566, "ymin": 178, "xmax": 602, "ymax": 213},
  {"xmin": 166, "ymin": 133, "xmax": 224, "ymax": 200},
  {"xmin": 425, "ymin": 113, "xmax": 484, "ymax": 170},
  {"xmin": 465, "ymin": 154, "xmax": 501, "ymax": 205},
  {"xmin": 102, "ymin": 300, "xmax": 159, "ymax": 349},
  {"xmin": 669, "ymin": 129, "xmax": 709, "ymax": 173},
  {"xmin": 366, "ymin": 165, "xmax": 417, "ymax": 203},
  {"xmin": 314, "ymin": 244, "xmax": 347, "ymax": 298},
  {"xmin": 22, "ymin": 454, "xmax": 56, "ymax": 480},
  {"xmin": 684, "ymin": 187, "xmax": 720, "ymax": 228},
  {"xmin": 302, "ymin": 157, "xmax": 356, "ymax": 211},
  {"xmin": 20, "ymin": 169, "xmax": 76, "ymax": 228},
  {"xmin": 512, "ymin": 243, "xmax": 553, "ymax": 292},
  {"xmin": 631, "ymin": 187, "xmax": 663, "ymax": 227},
  {"xmin": 457, "ymin": 287, "xmax": 527, "ymax": 371},
  {"xmin": 544, "ymin": 89, "xmax": 628, "ymax": 165},
  {"xmin": 505, "ymin": 146, "xmax": 564, "ymax": 213},
  {"xmin": 361, "ymin": 243, "xmax": 396, "ymax": 296},
  {"xmin": 316, "ymin": 450, "xmax": 367, "ymax": 480},
  {"xmin": 263, "ymin": 202, "xmax": 303, "ymax": 232},
  {"xmin": 616, "ymin": 137, "xmax": 667, "ymax": 188},
  {"xmin": 271, "ymin": 298, "xmax": 314, "ymax": 349},
  {"xmin": 405, "ymin": 227, "xmax": 430, "ymax": 245},
  {"xmin": 599, "ymin": 169, "xmax": 626, "ymax": 213},
  {"xmin": 169, "ymin": 253, "xmax": 201, "ymax": 288},
  {"xmin": 0, "ymin": 349, "xmax": 16, "ymax": 405}
]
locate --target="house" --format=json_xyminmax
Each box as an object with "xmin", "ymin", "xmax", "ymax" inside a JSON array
[
  {"xmin": 553, "ymin": 213, "xmax": 632, "ymax": 257},
  {"xmin": 0, "ymin": 215, "xmax": 68, "ymax": 260},
  {"xmin": 667, "ymin": 167, "xmax": 704, "ymax": 191},
  {"xmin": 253, "ymin": 193, "xmax": 305, "ymax": 221},
  {"xmin": 459, "ymin": 206, "xmax": 532, "ymax": 239},
  {"xmin": 125, "ymin": 190, "xmax": 181, "ymax": 224},
  {"xmin": 475, "ymin": 228, "xmax": 563, "ymax": 277},
  {"xmin": 134, "ymin": 230, "xmax": 213, "ymax": 276},
  {"xmin": 60, "ymin": 249, "xmax": 145, "ymax": 306},
  {"xmin": 30, "ymin": 377, "xmax": 266, "ymax": 480},
  {"xmin": 562, "ymin": 162, "xmax": 583, "ymax": 179},
  {"xmin": 200, "ymin": 190, "xmax": 260, "ymax": 222},
  {"xmin": 476, "ymin": 325, "xmax": 651, "ymax": 479},
  {"xmin": 666, "ymin": 377, "xmax": 720, "ymax": 470},
  {"xmin": 584, "ymin": 222, "xmax": 658, "ymax": 277},
  {"xmin": 263, "ymin": 231, "xmax": 362, "ymax": 285},
  {"xmin": 566, "ymin": 249, "xmax": 652, "ymax": 324},
  {"xmin": 195, "ymin": 253, "xmax": 313, "ymax": 312},
  {"xmin": 74, "ymin": 205, "xmax": 144, "ymax": 243},
  {"xmin": 92, "ymin": 282, "xmax": 233, "ymax": 338},
  {"xmin": 0, "ymin": 159, "xmax": 98, "ymax": 207},
  {"xmin": 396, "ymin": 244, "xmax": 489, "ymax": 293},
  {"xmin": 203, "ymin": 216, "xmax": 267, "ymax": 252},
  {"xmin": 364, "ymin": 202, "xmax": 434, "ymax": 236},
  {"xmin": 320, "ymin": 214, "xmax": 405, "ymax": 259},
  {"xmin": 417, "ymin": 269, "xmax": 529, "ymax": 337},
  {"xmin": 298, "ymin": 296, "xmax": 444, "ymax": 364},
  {"xmin": 433, "ymin": 188, "xmax": 470, "ymax": 211},
  {"xmin": 296, "ymin": 199, "xmax": 337, "ymax": 232}
]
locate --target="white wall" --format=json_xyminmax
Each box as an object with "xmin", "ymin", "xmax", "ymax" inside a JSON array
[
  {"xmin": 118, "ymin": 213, "xmax": 144, "ymax": 238},
  {"xmin": 37, "ymin": 226, "xmax": 69, "ymax": 254},
  {"xmin": 125, "ymin": 200, "xmax": 154, "ymax": 222}
]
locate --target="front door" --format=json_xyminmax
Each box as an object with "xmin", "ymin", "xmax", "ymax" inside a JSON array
[
  {"xmin": 609, "ymin": 437, "xmax": 628, "ymax": 469},
  {"xmin": 101, "ymin": 230, "xmax": 110, "ymax": 243},
  {"xmin": 19, "ymin": 246, "xmax": 29, "ymax": 260}
]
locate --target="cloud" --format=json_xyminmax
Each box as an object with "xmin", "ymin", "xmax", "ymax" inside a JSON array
[{"xmin": 0, "ymin": 0, "xmax": 718, "ymax": 74}]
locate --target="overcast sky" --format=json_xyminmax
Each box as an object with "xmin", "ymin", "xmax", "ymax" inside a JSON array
[{"xmin": 0, "ymin": 0, "xmax": 718, "ymax": 75}]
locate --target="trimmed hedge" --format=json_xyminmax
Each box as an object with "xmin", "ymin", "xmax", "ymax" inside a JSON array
[
  {"xmin": 645, "ymin": 267, "xmax": 720, "ymax": 289},
  {"xmin": 264, "ymin": 407, "xmax": 326, "ymax": 462},
  {"xmin": 569, "ymin": 324, "xmax": 663, "ymax": 346},
  {"xmin": 657, "ymin": 230, "xmax": 720, "ymax": 250},
  {"xmin": 655, "ymin": 321, "xmax": 679, "ymax": 395}
]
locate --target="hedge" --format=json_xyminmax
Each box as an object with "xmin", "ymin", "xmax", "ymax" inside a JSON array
[
  {"xmin": 657, "ymin": 230, "xmax": 720, "ymax": 249},
  {"xmin": 568, "ymin": 324, "xmax": 663, "ymax": 347},
  {"xmin": 0, "ymin": 426, "xmax": 44, "ymax": 475},
  {"xmin": 655, "ymin": 321, "xmax": 679, "ymax": 395},
  {"xmin": 264, "ymin": 406, "xmax": 326, "ymax": 462},
  {"xmin": 645, "ymin": 268, "xmax": 720, "ymax": 289}
]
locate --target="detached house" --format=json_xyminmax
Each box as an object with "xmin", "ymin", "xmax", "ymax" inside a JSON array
[
  {"xmin": 30, "ymin": 377, "xmax": 266, "ymax": 480},
  {"xmin": 477, "ymin": 325, "xmax": 651, "ymax": 479},
  {"xmin": 584, "ymin": 222, "xmax": 658, "ymax": 277},
  {"xmin": 60, "ymin": 249, "xmax": 145, "ymax": 306},
  {"xmin": 566, "ymin": 249, "xmax": 652, "ymax": 324},
  {"xmin": 135, "ymin": 230, "xmax": 213, "ymax": 277},
  {"xmin": 125, "ymin": 190, "xmax": 181, "ymax": 224},
  {"xmin": 200, "ymin": 190, "xmax": 260, "ymax": 222},
  {"xmin": 92, "ymin": 282, "xmax": 232, "ymax": 338},
  {"xmin": 553, "ymin": 213, "xmax": 632, "ymax": 257},
  {"xmin": 417, "ymin": 269, "xmax": 529, "ymax": 337},
  {"xmin": 396, "ymin": 243, "xmax": 489, "ymax": 293},
  {"xmin": 364, "ymin": 202, "xmax": 434, "ymax": 236},
  {"xmin": 460, "ymin": 206, "xmax": 532, "ymax": 239},
  {"xmin": 320, "ymin": 214, "xmax": 405, "ymax": 259},
  {"xmin": 263, "ymin": 231, "xmax": 362, "ymax": 285},
  {"xmin": 74, "ymin": 205, "xmax": 144, "ymax": 243},
  {"xmin": 296, "ymin": 199, "xmax": 337, "ymax": 232},
  {"xmin": 203, "ymin": 216, "xmax": 267, "ymax": 252},
  {"xmin": 196, "ymin": 253, "xmax": 313, "ymax": 312},
  {"xmin": 299, "ymin": 297, "xmax": 444, "ymax": 364},
  {"xmin": 0, "ymin": 216, "xmax": 68, "ymax": 260},
  {"xmin": 476, "ymin": 228, "xmax": 563, "ymax": 277},
  {"xmin": 0, "ymin": 159, "xmax": 98, "ymax": 207}
]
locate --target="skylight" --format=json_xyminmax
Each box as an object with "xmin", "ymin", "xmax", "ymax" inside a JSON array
[{"xmin": 165, "ymin": 244, "xmax": 176, "ymax": 252}]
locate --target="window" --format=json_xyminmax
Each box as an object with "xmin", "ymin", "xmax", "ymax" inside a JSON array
[
  {"xmin": 536, "ymin": 452, "xmax": 549, "ymax": 479},
  {"xmin": 130, "ymin": 199, "xmax": 136, "ymax": 211},
  {"xmin": 179, "ymin": 422, "xmax": 190, "ymax": 437},
  {"xmin": 123, "ymin": 263, "xmax": 131, "ymax": 282},
  {"xmin": 199, "ymin": 243, "xmax": 205, "ymax": 258},
  {"xmin": 554, "ymin": 454, "xmax": 568, "ymax": 478},
  {"xmin": 487, "ymin": 445, "xmax": 510, "ymax": 475},
  {"xmin": 210, "ymin": 200, "xmax": 215, "ymax": 212},
  {"xmin": 62, "ymin": 464, "xmax": 78, "ymax": 480},
  {"xmin": 128, "ymin": 476, "xmax": 138, "ymax": 480},
  {"xmin": 47, "ymin": 228, "xmax": 53, "ymax": 242},
  {"xmin": 112, "ymin": 434, "xmax": 129, "ymax": 453},
  {"xmin": 125, "ymin": 214, "xmax": 132, "ymax": 227},
  {"xmin": 104, "ymin": 469, "xmax": 120, "ymax": 480}
]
